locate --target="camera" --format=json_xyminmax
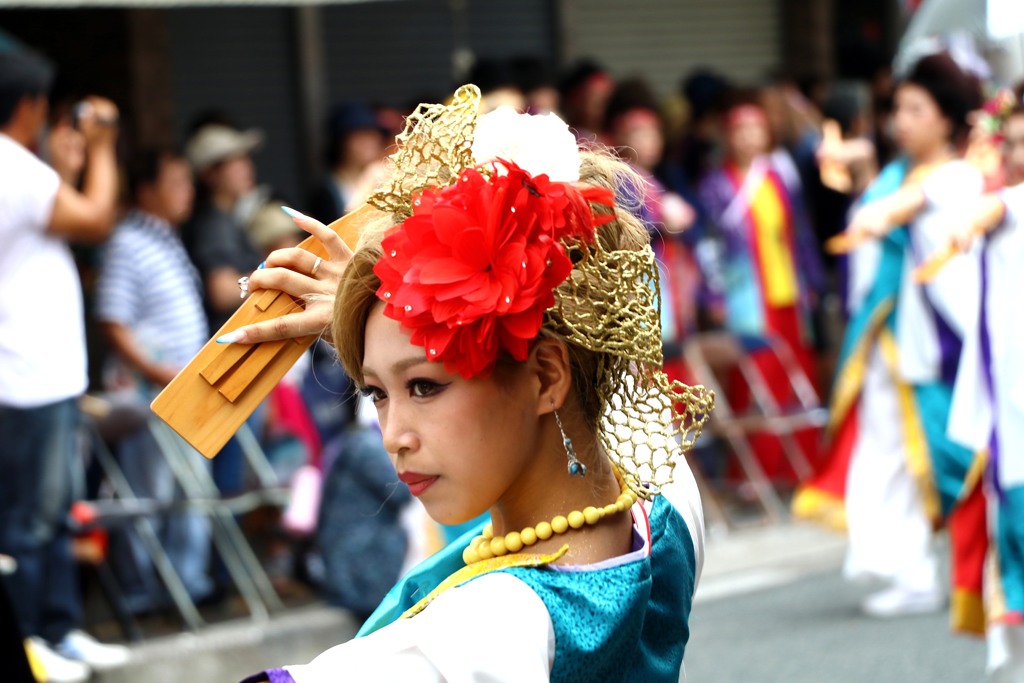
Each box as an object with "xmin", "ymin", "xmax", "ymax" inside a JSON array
[{"xmin": 70, "ymin": 101, "xmax": 118, "ymax": 130}]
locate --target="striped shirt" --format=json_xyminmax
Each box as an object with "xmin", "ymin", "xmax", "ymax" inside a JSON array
[{"xmin": 95, "ymin": 210, "xmax": 207, "ymax": 371}]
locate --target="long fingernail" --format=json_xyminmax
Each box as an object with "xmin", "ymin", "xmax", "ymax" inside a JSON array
[
  {"xmin": 216, "ymin": 330, "xmax": 245, "ymax": 344},
  {"xmin": 281, "ymin": 206, "xmax": 307, "ymax": 221},
  {"xmin": 258, "ymin": 261, "xmax": 266, "ymax": 269}
]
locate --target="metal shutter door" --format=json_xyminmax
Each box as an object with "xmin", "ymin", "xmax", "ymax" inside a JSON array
[{"xmin": 564, "ymin": 0, "xmax": 781, "ymax": 96}]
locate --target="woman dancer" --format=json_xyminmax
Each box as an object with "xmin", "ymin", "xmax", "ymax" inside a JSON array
[
  {"xmin": 915, "ymin": 89, "xmax": 1024, "ymax": 681},
  {"xmin": 231, "ymin": 86, "xmax": 712, "ymax": 682},
  {"xmin": 697, "ymin": 92, "xmax": 825, "ymax": 483},
  {"xmin": 794, "ymin": 53, "xmax": 983, "ymax": 620}
]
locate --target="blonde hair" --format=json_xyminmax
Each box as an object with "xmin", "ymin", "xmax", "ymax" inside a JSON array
[{"xmin": 331, "ymin": 147, "xmax": 649, "ymax": 429}]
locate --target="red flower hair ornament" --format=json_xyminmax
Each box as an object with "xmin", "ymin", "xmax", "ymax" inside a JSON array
[{"xmin": 373, "ymin": 160, "xmax": 614, "ymax": 378}]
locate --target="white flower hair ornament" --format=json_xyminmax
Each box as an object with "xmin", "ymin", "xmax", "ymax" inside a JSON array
[{"xmin": 471, "ymin": 106, "xmax": 581, "ymax": 183}]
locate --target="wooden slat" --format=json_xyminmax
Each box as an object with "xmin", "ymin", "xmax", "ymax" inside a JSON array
[
  {"xmin": 151, "ymin": 204, "xmax": 380, "ymax": 458},
  {"xmin": 253, "ymin": 288, "xmax": 282, "ymax": 312},
  {"xmin": 199, "ymin": 342, "xmax": 255, "ymax": 386},
  {"xmin": 218, "ymin": 339, "xmax": 289, "ymax": 403}
]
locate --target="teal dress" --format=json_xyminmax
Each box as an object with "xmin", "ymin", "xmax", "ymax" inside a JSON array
[
  {"xmin": 502, "ymin": 495, "xmax": 696, "ymax": 682},
  {"xmin": 247, "ymin": 490, "xmax": 701, "ymax": 682},
  {"xmin": 358, "ymin": 494, "xmax": 698, "ymax": 682}
]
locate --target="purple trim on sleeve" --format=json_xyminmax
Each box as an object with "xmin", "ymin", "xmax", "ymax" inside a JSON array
[
  {"xmin": 932, "ymin": 304, "xmax": 964, "ymax": 386},
  {"xmin": 240, "ymin": 669, "xmax": 296, "ymax": 683},
  {"xmin": 908, "ymin": 229, "xmax": 963, "ymax": 384},
  {"xmin": 979, "ymin": 248, "xmax": 1002, "ymax": 498}
]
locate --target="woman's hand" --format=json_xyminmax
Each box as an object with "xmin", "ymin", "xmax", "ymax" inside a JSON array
[
  {"xmin": 826, "ymin": 200, "xmax": 891, "ymax": 254},
  {"xmin": 217, "ymin": 207, "xmax": 353, "ymax": 344},
  {"xmin": 660, "ymin": 192, "xmax": 697, "ymax": 233}
]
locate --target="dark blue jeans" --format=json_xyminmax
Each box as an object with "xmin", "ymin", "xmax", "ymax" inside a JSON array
[{"xmin": 0, "ymin": 398, "xmax": 83, "ymax": 642}]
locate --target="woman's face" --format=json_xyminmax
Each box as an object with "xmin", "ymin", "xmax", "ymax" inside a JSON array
[
  {"xmin": 360, "ymin": 304, "xmax": 542, "ymax": 525},
  {"xmin": 616, "ymin": 112, "xmax": 663, "ymax": 171},
  {"xmin": 893, "ymin": 83, "xmax": 951, "ymax": 160},
  {"xmin": 342, "ymin": 129, "xmax": 385, "ymax": 169},
  {"xmin": 725, "ymin": 109, "xmax": 771, "ymax": 164},
  {"xmin": 1002, "ymin": 113, "xmax": 1024, "ymax": 186}
]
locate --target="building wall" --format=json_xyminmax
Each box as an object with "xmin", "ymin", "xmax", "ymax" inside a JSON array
[
  {"xmin": 321, "ymin": 0, "xmax": 555, "ymax": 108},
  {"xmin": 162, "ymin": 1, "xmax": 554, "ymax": 206},
  {"xmin": 561, "ymin": 0, "xmax": 782, "ymax": 97},
  {"xmin": 3, "ymin": 2, "xmax": 809, "ymax": 206},
  {"xmin": 166, "ymin": 7, "xmax": 305, "ymax": 205}
]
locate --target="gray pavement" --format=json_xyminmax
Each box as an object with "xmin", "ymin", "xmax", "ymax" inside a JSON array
[
  {"xmin": 94, "ymin": 606, "xmax": 358, "ymax": 683},
  {"xmin": 688, "ymin": 523, "xmax": 986, "ymax": 682},
  {"xmin": 686, "ymin": 571, "xmax": 984, "ymax": 682}
]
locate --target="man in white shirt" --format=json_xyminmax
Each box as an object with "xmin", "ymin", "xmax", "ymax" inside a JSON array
[{"xmin": 0, "ymin": 41, "xmax": 128, "ymax": 681}]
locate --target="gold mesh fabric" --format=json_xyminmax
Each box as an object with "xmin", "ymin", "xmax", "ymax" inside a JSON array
[
  {"xmin": 369, "ymin": 84, "xmax": 714, "ymax": 499},
  {"xmin": 368, "ymin": 84, "xmax": 481, "ymax": 218},
  {"xmin": 602, "ymin": 356, "xmax": 714, "ymax": 499},
  {"xmin": 548, "ymin": 241, "xmax": 714, "ymax": 499}
]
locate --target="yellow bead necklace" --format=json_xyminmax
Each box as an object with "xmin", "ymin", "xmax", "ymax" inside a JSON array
[{"xmin": 461, "ymin": 470, "xmax": 638, "ymax": 565}]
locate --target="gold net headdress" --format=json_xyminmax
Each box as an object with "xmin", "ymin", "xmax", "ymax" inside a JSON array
[
  {"xmin": 367, "ymin": 85, "xmax": 714, "ymax": 501},
  {"xmin": 367, "ymin": 84, "xmax": 480, "ymax": 218}
]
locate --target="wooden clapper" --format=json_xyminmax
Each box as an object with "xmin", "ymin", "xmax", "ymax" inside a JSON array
[{"xmin": 151, "ymin": 205, "xmax": 377, "ymax": 458}]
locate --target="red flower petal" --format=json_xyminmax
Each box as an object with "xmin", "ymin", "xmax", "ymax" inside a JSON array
[{"xmin": 371, "ymin": 160, "xmax": 606, "ymax": 378}]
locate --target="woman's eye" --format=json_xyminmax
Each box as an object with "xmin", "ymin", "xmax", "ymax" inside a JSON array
[
  {"xmin": 359, "ymin": 386, "xmax": 387, "ymax": 403},
  {"xmin": 409, "ymin": 379, "xmax": 447, "ymax": 398}
]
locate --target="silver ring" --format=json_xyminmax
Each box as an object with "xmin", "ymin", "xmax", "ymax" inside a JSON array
[{"xmin": 311, "ymin": 256, "xmax": 323, "ymax": 276}]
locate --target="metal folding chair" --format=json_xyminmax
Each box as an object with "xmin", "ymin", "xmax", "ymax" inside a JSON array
[
  {"xmin": 79, "ymin": 394, "xmax": 287, "ymax": 636},
  {"xmin": 682, "ymin": 332, "xmax": 827, "ymax": 528},
  {"xmin": 147, "ymin": 419, "xmax": 286, "ymax": 621},
  {"xmin": 78, "ymin": 400, "xmax": 204, "ymax": 634}
]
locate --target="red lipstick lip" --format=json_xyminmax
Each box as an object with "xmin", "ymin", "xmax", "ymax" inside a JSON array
[{"xmin": 397, "ymin": 472, "xmax": 438, "ymax": 496}]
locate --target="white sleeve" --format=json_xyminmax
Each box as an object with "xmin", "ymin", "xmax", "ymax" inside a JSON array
[
  {"xmin": 921, "ymin": 161, "xmax": 984, "ymax": 209},
  {"xmin": 992, "ymin": 188, "xmax": 1024, "ymax": 415},
  {"xmin": 285, "ymin": 573, "xmax": 554, "ymax": 683},
  {"xmin": 1000, "ymin": 183, "xmax": 1024, "ymax": 221},
  {"xmin": 911, "ymin": 161, "xmax": 984, "ymax": 340}
]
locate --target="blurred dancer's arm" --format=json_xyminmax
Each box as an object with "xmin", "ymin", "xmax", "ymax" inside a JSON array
[{"xmin": 827, "ymin": 184, "xmax": 927, "ymax": 254}]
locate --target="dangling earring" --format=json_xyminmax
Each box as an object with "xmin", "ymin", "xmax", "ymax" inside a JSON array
[{"xmin": 553, "ymin": 404, "xmax": 587, "ymax": 477}]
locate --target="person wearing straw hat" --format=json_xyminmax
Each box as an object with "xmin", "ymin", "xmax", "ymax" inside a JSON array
[
  {"xmin": 182, "ymin": 121, "xmax": 269, "ymax": 497},
  {"xmin": 182, "ymin": 122, "xmax": 265, "ymax": 336}
]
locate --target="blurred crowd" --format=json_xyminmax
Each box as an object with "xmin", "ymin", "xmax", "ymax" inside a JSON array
[{"xmin": 4, "ymin": 23, "xmax": 1024, "ymax": 682}]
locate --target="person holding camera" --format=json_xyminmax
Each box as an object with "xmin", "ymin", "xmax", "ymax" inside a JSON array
[{"xmin": 0, "ymin": 41, "xmax": 128, "ymax": 680}]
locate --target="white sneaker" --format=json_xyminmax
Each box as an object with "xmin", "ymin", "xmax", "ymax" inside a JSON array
[
  {"xmin": 861, "ymin": 585, "xmax": 945, "ymax": 618},
  {"xmin": 27, "ymin": 637, "xmax": 91, "ymax": 683},
  {"xmin": 55, "ymin": 629, "xmax": 131, "ymax": 670}
]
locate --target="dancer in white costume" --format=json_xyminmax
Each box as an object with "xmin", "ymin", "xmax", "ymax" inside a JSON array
[
  {"xmin": 914, "ymin": 90, "xmax": 1024, "ymax": 681},
  {"xmin": 805, "ymin": 53, "xmax": 984, "ymax": 619}
]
